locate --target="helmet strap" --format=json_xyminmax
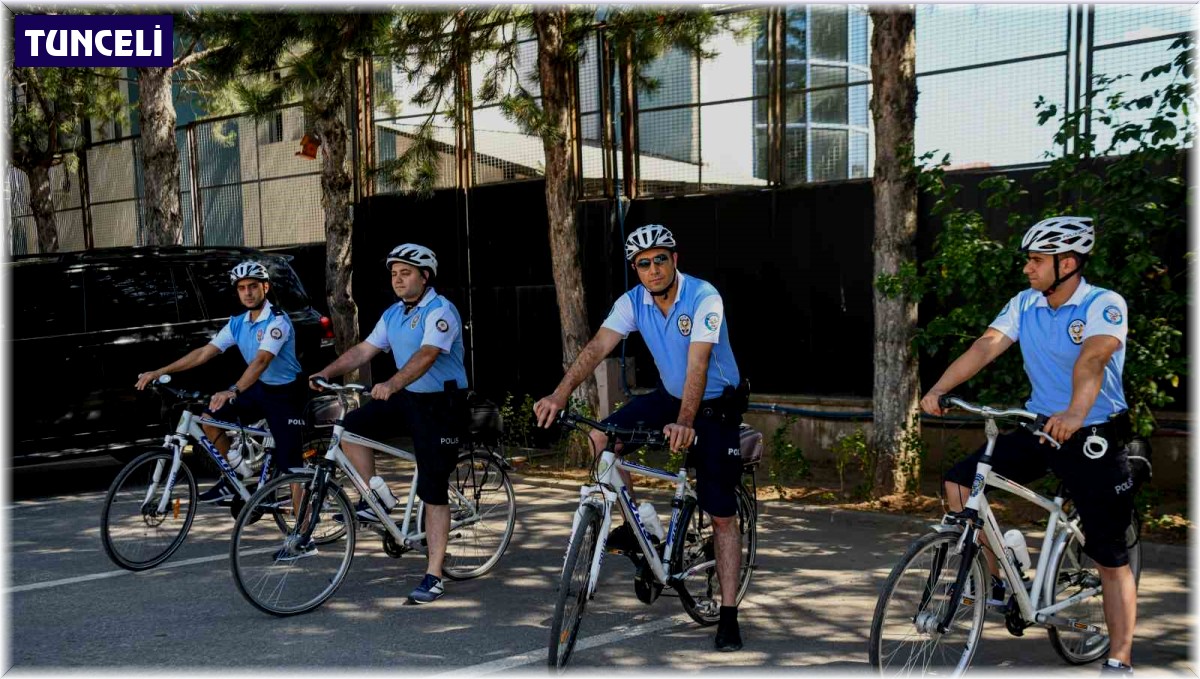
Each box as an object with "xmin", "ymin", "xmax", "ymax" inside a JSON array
[
  {"xmin": 1043, "ymin": 253, "xmax": 1082, "ymax": 297},
  {"xmin": 649, "ymin": 271, "xmax": 678, "ymax": 299}
]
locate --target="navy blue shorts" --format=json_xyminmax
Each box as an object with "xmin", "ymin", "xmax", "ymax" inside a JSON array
[
  {"xmin": 604, "ymin": 389, "xmax": 743, "ymax": 518},
  {"xmin": 207, "ymin": 381, "xmax": 306, "ymax": 472},
  {"xmin": 341, "ymin": 389, "xmax": 463, "ymax": 505},
  {"xmin": 944, "ymin": 427, "xmax": 1136, "ymax": 568}
]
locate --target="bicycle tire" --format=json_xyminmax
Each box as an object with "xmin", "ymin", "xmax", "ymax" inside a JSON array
[
  {"xmin": 547, "ymin": 503, "xmax": 602, "ymax": 670},
  {"xmin": 673, "ymin": 483, "xmax": 757, "ymax": 626},
  {"xmin": 1047, "ymin": 508, "xmax": 1142, "ymax": 664},
  {"xmin": 100, "ymin": 449, "xmax": 198, "ymax": 571},
  {"xmin": 229, "ymin": 471, "xmax": 356, "ymax": 616},
  {"xmin": 420, "ymin": 451, "xmax": 517, "ymax": 581},
  {"xmin": 868, "ymin": 530, "xmax": 988, "ymax": 677}
]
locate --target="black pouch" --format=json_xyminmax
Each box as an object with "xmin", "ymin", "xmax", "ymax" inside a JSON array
[{"xmin": 723, "ymin": 378, "xmax": 751, "ymax": 417}]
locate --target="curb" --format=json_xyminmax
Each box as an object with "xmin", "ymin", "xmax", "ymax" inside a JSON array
[{"xmin": 511, "ymin": 471, "xmax": 1189, "ymax": 565}]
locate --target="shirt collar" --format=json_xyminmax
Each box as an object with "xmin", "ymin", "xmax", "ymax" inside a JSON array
[
  {"xmin": 640, "ymin": 272, "xmax": 688, "ymax": 308},
  {"xmin": 245, "ymin": 299, "xmax": 273, "ymax": 323},
  {"xmin": 1033, "ymin": 277, "xmax": 1091, "ymax": 309},
  {"xmin": 403, "ymin": 287, "xmax": 438, "ymax": 312}
]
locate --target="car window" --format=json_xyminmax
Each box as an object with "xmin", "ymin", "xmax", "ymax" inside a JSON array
[
  {"xmin": 190, "ymin": 258, "xmax": 312, "ymax": 319},
  {"xmin": 8, "ymin": 263, "xmax": 86, "ymax": 339},
  {"xmin": 84, "ymin": 263, "xmax": 182, "ymax": 332}
]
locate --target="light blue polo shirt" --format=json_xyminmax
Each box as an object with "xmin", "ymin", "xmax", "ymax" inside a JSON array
[
  {"xmin": 365, "ymin": 287, "xmax": 468, "ymax": 393},
  {"xmin": 210, "ymin": 300, "xmax": 302, "ymax": 386},
  {"xmin": 601, "ymin": 272, "xmax": 740, "ymax": 401},
  {"xmin": 989, "ymin": 278, "xmax": 1128, "ymax": 425}
]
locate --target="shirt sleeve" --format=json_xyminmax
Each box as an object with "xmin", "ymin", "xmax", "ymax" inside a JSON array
[
  {"xmin": 209, "ymin": 319, "xmax": 236, "ymax": 352},
  {"xmin": 1083, "ymin": 291, "xmax": 1128, "ymax": 346},
  {"xmin": 364, "ymin": 313, "xmax": 391, "ymax": 353},
  {"xmin": 691, "ymin": 294, "xmax": 725, "ymax": 344},
  {"xmin": 421, "ymin": 306, "xmax": 460, "ymax": 353},
  {"xmin": 988, "ymin": 293, "xmax": 1023, "ymax": 341},
  {"xmin": 600, "ymin": 294, "xmax": 638, "ymax": 337},
  {"xmin": 258, "ymin": 315, "xmax": 292, "ymax": 355}
]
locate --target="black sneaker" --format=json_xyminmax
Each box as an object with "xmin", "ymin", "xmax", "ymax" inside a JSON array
[
  {"xmin": 714, "ymin": 606, "xmax": 743, "ymax": 652},
  {"xmin": 606, "ymin": 522, "xmax": 640, "ymax": 555},
  {"xmin": 988, "ymin": 576, "xmax": 1008, "ymax": 606},
  {"xmin": 407, "ymin": 573, "xmax": 445, "ymax": 604},
  {"xmin": 1099, "ymin": 659, "xmax": 1133, "ymax": 675},
  {"xmin": 197, "ymin": 478, "xmax": 235, "ymax": 504},
  {"xmin": 333, "ymin": 499, "xmax": 391, "ymax": 524}
]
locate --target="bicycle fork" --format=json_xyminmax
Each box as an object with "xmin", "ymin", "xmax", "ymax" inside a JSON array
[{"xmin": 146, "ymin": 438, "xmax": 186, "ymax": 516}]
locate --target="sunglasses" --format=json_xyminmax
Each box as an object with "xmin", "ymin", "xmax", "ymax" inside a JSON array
[{"xmin": 634, "ymin": 253, "xmax": 672, "ymax": 270}]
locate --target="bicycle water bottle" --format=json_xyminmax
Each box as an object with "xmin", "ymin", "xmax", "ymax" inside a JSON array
[
  {"xmin": 1003, "ymin": 529, "xmax": 1032, "ymax": 574},
  {"xmin": 369, "ymin": 476, "xmax": 398, "ymax": 510},
  {"xmin": 637, "ymin": 501, "xmax": 665, "ymax": 543},
  {"xmin": 226, "ymin": 445, "xmax": 253, "ymax": 479}
]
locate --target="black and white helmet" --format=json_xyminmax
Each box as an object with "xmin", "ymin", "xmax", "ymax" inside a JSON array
[
  {"xmin": 624, "ymin": 224, "xmax": 676, "ymax": 261},
  {"xmin": 1020, "ymin": 216, "xmax": 1095, "ymax": 255},
  {"xmin": 229, "ymin": 261, "xmax": 270, "ymax": 285},
  {"xmin": 386, "ymin": 243, "xmax": 438, "ymax": 277}
]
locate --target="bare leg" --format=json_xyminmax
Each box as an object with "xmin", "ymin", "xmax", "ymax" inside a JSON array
[
  {"xmin": 945, "ymin": 481, "xmax": 1001, "ymax": 578},
  {"xmin": 201, "ymin": 423, "xmax": 232, "ymax": 459},
  {"xmin": 341, "ymin": 440, "xmax": 377, "ymax": 492},
  {"xmin": 712, "ymin": 515, "xmax": 741, "ymax": 606},
  {"xmin": 1098, "ymin": 563, "xmax": 1137, "ymax": 665},
  {"xmin": 588, "ymin": 430, "xmax": 634, "ymax": 502},
  {"xmin": 424, "ymin": 503, "xmax": 450, "ymax": 579}
]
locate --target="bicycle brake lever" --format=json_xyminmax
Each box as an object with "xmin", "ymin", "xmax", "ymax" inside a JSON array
[{"xmin": 1032, "ymin": 430, "xmax": 1062, "ymax": 450}]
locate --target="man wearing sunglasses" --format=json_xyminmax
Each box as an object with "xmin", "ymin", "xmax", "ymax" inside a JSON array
[{"xmin": 534, "ymin": 224, "xmax": 748, "ymax": 652}]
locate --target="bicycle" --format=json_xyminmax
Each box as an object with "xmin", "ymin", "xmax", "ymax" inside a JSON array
[
  {"xmin": 228, "ymin": 377, "xmax": 517, "ymax": 616},
  {"xmin": 868, "ymin": 396, "xmax": 1143, "ymax": 676},
  {"xmin": 100, "ymin": 375, "xmax": 310, "ymax": 571},
  {"xmin": 547, "ymin": 411, "xmax": 759, "ymax": 669}
]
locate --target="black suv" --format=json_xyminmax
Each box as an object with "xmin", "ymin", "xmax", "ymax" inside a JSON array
[{"xmin": 5, "ymin": 246, "xmax": 334, "ymax": 464}]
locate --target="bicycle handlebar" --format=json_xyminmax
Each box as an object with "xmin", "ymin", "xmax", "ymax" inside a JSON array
[
  {"xmin": 310, "ymin": 376, "xmax": 370, "ymax": 394},
  {"xmin": 556, "ymin": 410, "xmax": 698, "ymax": 449},
  {"xmin": 148, "ymin": 375, "xmax": 204, "ymax": 402},
  {"xmin": 937, "ymin": 395, "xmax": 1060, "ymax": 449}
]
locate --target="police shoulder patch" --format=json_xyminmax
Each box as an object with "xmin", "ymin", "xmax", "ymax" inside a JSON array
[
  {"xmin": 436, "ymin": 319, "xmax": 450, "ymax": 332},
  {"xmin": 270, "ymin": 327, "xmax": 283, "ymax": 340},
  {"xmin": 704, "ymin": 312, "xmax": 720, "ymax": 332},
  {"xmin": 1102, "ymin": 305, "xmax": 1123, "ymax": 326}
]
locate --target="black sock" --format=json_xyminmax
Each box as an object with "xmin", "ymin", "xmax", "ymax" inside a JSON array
[{"xmin": 719, "ymin": 605, "xmax": 738, "ymax": 629}]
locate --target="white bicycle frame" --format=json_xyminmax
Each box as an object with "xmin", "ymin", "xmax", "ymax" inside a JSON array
[
  {"xmin": 945, "ymin": 411, "xmax": 1103, "ymax": 633},
  {"xmin": 313, "ymin": 418, "xmax": 488, "ymax": 548},
  {"xmin": 146, "ymin": 408, "xmax": 276, "ymax": 514},
  {"xmin": 566, "ymin": 448, "xmax": 710, "ymax": 598}
]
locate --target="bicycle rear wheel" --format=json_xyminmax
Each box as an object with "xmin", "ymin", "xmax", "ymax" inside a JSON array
[
  {"xmin": 428, "ymin": 452, "xmax": 516, "ymax": 580},
  {"xmin": 100, "ymin": 449, "xmax": 197, "ymax": 571},
  {"xmin": 1047, "ymin": 509, "xmax": 1142, "ymax": 664},
  {"xmin": 547, "ymin": 503, "xmax": 602, "ymax": 670},
  {"xmin": 230, "ymin": 471, "xmax": 356, "ymax": 616},
  {"xmin": 672, "ymin": 483, "xmax": 757, "ymax": 626},
  {"xmin": 868, "ymin": 530, "xmax": 988, "ymax": 677}
]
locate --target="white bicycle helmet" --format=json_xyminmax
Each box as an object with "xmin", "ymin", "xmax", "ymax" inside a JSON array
[
  {"xmin": 1019, "ymin": 216, "xmax": 1095, "ymax": 255},
  {"xmin": 229, "ymin": 261, "xmax": 270, "ymax": 285},
  {"xmin": 625, "ymin": 224, "xmax": 677, "ymax": 261},
  {"xmin": 386, "ymin": 243, "xmax": 438, "ymax": 277}
]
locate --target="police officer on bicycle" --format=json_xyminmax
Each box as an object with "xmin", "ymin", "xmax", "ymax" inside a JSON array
[
  {"xmin": 921, "ymin": 216, "xmax": 1137, "ymax": 675},
  {"xmin": 135, "ymin": 261, "xmax": 307, "ymax": 503},
  {"xmin": 309, "ymin": 243, "xmax": 467, "ymax": 605},
  {"xmin": 534, "ymin": 224, "xmax": 750, "ymax": 652}
]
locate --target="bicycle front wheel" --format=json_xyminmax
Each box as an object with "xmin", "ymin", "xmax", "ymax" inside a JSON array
[
  {"xmin": 868, "ymin": 530, "xmax": 988, "ymax": 677},
  {"xmin": 100, "ymin": 449, "xmax": 197, "ymax": 571},
  {"xmin": 1047, "ymin": 509, "xmax": 1142, "ymax": 664},
  {"xmin": 230, "ymin": 471, "xmax": 356, "ymax": 616},
  {"xmin": 439, "ymin": 452, "xmax": 517, "ymax": 580},
  {"xmin": 672, "ymin": 483, "xmax": 757, "ymax": 626},
  {"xmin": 547, "ymin": 503, "xmax": 602, "ymax": 670}
]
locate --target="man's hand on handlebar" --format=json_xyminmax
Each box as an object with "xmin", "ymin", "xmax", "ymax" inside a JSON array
[
  {"xmin": 135, "ymin": 370, "xmax": 165, "ymax": 391},
  {"xmin": 534, "ymin": 394, "xmax": 566, "ymax": 429},
  {"xmin": 920, "ymin": 388, "xmax": 948, "ymax": 417},
  {"xmin": 663, "ymin": 422, "xmax": 696, "ymax": 453}
]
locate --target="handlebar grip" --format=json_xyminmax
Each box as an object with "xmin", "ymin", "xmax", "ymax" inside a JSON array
[
  {"xmin": 938, "ymin": 394, "xmax": 955, "ymax": 410},
  {"xmin": 1033, "ymin": 413, "xmax": 1050, "ymax": 430}
]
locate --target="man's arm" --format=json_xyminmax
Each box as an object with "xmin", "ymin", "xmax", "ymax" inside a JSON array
[
  {"xmin": 135, "ymin": 344, "xmax": 221, "ymax": 390},
  {"xmin": 370, "ymin": 346, "xmax": 441, "ymax": 401},
  {"xmin": 664, "ymin": 341, "xmax": 713, "ymax": 452},
  {"xmin": 534, "ymin": 328, "xmax": 624, "ymax": 427},
  {"xmin": 920, "ymin": 328, "xmax": 1014, "ymax": 415},
  {"xmin": 1044, "ymin": 335, "xmax": 1121, "ymax": 443},
  {"xmin": 310, "ymin": 342, "xmax": 383, "ymax": 387},
  {"xmin": 209, "ymin": 349, "xmax": 276, "ymax": 412}
]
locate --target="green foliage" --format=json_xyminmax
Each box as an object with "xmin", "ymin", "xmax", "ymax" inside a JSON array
[
  {"xmin": 831, "ymin": 428, "xmax": 872, "ymax": 498},
  {"xmin": 898, "ymin": 38, "xmax": 1191, "ymax": 434},
  {"xmin": 10, "ymin": 66, "xmax": 127, "ymax": 170},
  {"xmin": 897, "ymin": 413, "xmax": 928, "ymax": 484},
  {"xmin": 498, "ymin": 392, "xmax": 537, "ymax": 448},
  {"xmin": 767, "ymin": 415, "xmax": 810, "ymax": 489}
]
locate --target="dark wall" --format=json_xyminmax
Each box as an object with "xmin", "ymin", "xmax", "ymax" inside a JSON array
[{"xmin": 288, "ymin": 159, "xmax": 1187, "ymax": 404}]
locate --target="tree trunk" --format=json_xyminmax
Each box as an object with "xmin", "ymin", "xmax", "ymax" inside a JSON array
[
  {"xmin": 534, "ymin": 8, "xmax": 600, "ymax": 463},
  {"xmin": 137, "ymin": 66, "xmax": 184, "ymax": 246},
  {"xmin": 27, "ymin": 163, "xmax": 59, "ymax": 253},
  {"xmin": 869, "ymin": 7, "xmax": 921, "ymax": 497},
  {"xmin": 314, "ymin": 94, "xmax": 364, "ymax": 384}
]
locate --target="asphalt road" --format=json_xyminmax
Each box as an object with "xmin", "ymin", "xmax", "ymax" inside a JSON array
[{"xmin": 6, "ymin": 455, "xmax": 1192, "ymax": 674}]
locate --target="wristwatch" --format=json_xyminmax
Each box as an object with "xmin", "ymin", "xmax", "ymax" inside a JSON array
[{"xmin": 229, "ymin": 385, "xmax": 241, "ymax": 397}]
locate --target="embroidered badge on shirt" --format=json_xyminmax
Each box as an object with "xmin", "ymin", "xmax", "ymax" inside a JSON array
[
  {"xmin": 1102, "ymin": 305, "xmax": 1123, "ymax": 325},
  {"xmin": 256, "ymin": 329, "xmax": 264, "ymax": 342},
  {"xmin": 270, "ymin": 327, "xmax": 283, "ymax": 340},
  {"xmin": 704, "ymin": 312, "xmax": 720, "ymax": 332},
  {"xmin": 410, "ymin": 313, "xmax": 421, "ymax": 329},
  {"xmin": 677, "ymin": 314, "xmax": 692, "ymax": 337},
  {"xmin": 1068, "ymin": 319, "xmax": 1085, "ymax": 345},
  {"xmin": 436, "ymin": 319, "xmax": 449, "ymax": 332}
]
